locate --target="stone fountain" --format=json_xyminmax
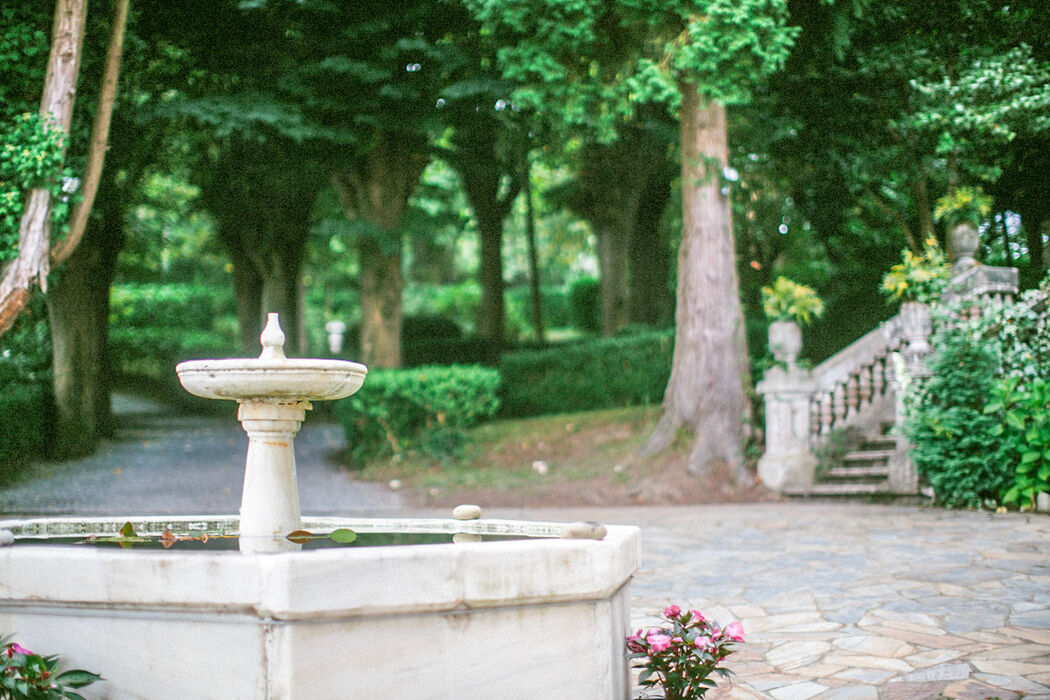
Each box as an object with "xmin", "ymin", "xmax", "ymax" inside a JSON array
[{"xmin": 0, "ymin": 314, "xmax": 640, "ymax": 699}]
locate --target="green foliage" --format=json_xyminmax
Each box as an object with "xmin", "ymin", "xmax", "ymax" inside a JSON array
[
  {"xmin": 984, "ymin": 377, "xmax": 1050, "ymax": 510},
  {"xmin": 0, "ymin": 113, "xmax": 69, "ymax": 261},
  {"xmin": 881, "ymin": 237, "xmax": 949, "ymax": 304},
  {"xmin": 1, "ymin": 635, "xmax": 102, "ymax": 699},
  {"xmin": 334, "ymin": 365, "xmax": 502, "ymax": 465},
  {"xmin": 568, "ymin": 277, "xmax": 601, "ymax": 333},
  {"xmin": 0, "ymin": 381, "xmax": 52, "ymax": 479},
  {"xmin": 110, "ymin": 284, "xmax": 236, "ymax": 334},
  {"xmin": 906, "ymin": 293, "xmax": 1050, "ymax": 508},
  {"xmin": 760, "ymin": 277, "xmax": 824, "ymax": 325},
  {"xmin": 499, "ymin": 330, "xmax": 673, "ymax": 417},
  {"xmin": 906, "ymin": 322, "xmax": 1012, "ymax": 508},
  {"xmin": 932, "ymin": 186, "xmax": 993, "ymax": 228}
]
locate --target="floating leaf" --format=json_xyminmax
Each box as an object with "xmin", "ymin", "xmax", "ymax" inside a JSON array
[
  {"xmin": 329, "ymin": 528, "xmax": 357, "ymax": 544},
  {"xmin": 120, "ymin": 521, "xmax": 136, "ymax": 538},
  {"xmin": 160, "ymin": 530, "xmax": 177, "ymax": 549},
  {"xmin": 287, "ymin": 530, "xmax": 314, "ymax": 544}
]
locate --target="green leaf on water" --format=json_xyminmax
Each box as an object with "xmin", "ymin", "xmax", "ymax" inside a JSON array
[
  {"xmin": 120, "ymin": 521, "xmax": 137, "ymax": 538},
  {"xmin": 329, "ymin": 528, "xmax": 357, "ymax": 544}
]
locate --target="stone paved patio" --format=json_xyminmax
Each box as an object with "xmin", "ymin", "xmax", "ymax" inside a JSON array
[{"xmin": 502, "ymin": 503, "xmax": 1050, "ymax": 700}]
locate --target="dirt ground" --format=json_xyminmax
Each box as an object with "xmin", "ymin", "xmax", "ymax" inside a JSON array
[{"xmin": 367, "ymin": 406, "xmax": 782, "ymax": 509}]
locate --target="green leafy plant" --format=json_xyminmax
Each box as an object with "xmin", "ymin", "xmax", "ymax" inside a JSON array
[
  {"xmin": 627, "ymin": 605, "xmax": 744, "ymax": 699},
  {"xmin": 498, "ymin": 330, "xmax": 673, "ymax": 418},
  {"xmin": 760, "ymin": 277, "xmax": 824, "ymax": 325},
  {"xmin": 881, "ymin": 236, "xmax": 950, "ymax": 304},
  {"xmin": 334, "ymin": 365, "xmax": 502, "ymax": 465},
  {"xmin": 1, "ymin": 636, "xmax": 101, "ymax": 699},
  {"xmin": 984, "ymin": 377, "xmax": 1050, "ymax": 510},
  {"xmin": 933, "ymin": 186, "xmax": 993, "ymax": 228}
]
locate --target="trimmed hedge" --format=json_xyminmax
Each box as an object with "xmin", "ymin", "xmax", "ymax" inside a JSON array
[
  {"xmin": 110, "ymin": 283, "xmax": 235, "ymax": 330},
  {"xmin": 498, "ymin": 330, "xmax": 673, "ymax": 417},
  {"xmin": 568, "ymin": 277, "xmax": 601, "ymax": 333},
  {"xmin": 0, "ymin": 381, "xmax": 52, "ymax": 479},
  {"xmin": 334, "ymin": 364, "xmax": 501, "ymax": 465}
]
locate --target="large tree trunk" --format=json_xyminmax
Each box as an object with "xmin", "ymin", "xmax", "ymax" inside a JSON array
[
  {"xmin": 226, "ymin": 235, "xmax": 264, "ymax": 351},
  {"xmin": 358, "ymin": 236, "xmax": 403, "ymax": 368},
  {"xmin": 628, "ymin": 157, "xmax": 675, "ymax": 327},
  {"xmin": 458, "ymin": 163, "xmax": 519, "ymax": 347},
  {"xmin": 641, "ymin": 84, "xmax": 752, "ymax": 485},
  {"xmin": 331, "ymin": 132, "xmax": 427, "ymax": 369},
  {"xmin": 0, "ymin": 0, "xmax": 87, "ymax": 334},
  {"xmin": 46, "ymin": 198, "xmax": 124, "ymax": 457}
]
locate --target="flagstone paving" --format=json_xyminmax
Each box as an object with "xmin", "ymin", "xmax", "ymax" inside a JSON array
[{"xmin": 505, "ymin": 503, "xmax": 1050, "ymax": 700}]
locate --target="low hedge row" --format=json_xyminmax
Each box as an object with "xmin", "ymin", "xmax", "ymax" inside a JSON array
[
  {"xmin": 110, "ymin": 283, "xmax": 236, "ymax": 331},
  {"xmin": 0, "ymin": 380, "xmax": 52, "ymax": 481},
  {"xmin": 498, "ymin": 330, "xmax": 674, "ymax": 417},
  {"xmin": 333, "ymin": 365, "xmax": 501, "ymax": 465}
]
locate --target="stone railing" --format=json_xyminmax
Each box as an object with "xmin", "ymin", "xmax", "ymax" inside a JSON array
[{"xmin": 757, "ymin": 222, "xmax": 1019, "ymax": 494}]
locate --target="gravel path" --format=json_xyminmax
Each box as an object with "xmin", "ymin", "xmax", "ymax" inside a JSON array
[{"xmin": 0, "ymin": 394, "xmax": 401, "ymax": 516}]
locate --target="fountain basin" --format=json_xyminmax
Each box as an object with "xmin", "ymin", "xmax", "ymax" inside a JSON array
[
  {"xmin": 0, "ymin": 515, "xmax": 640, "ymax": 699},
  {"xmin": 175, "ymin": 358, "xmax": 366, "ymax": 401}
]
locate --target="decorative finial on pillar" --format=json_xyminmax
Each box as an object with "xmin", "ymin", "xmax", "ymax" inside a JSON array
[{"xmin": 259, "ymin": 313, "xmax": 287, "ymax": 360}]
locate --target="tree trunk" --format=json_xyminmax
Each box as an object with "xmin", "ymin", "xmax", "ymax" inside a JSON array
[
  {"xmin": 629, "ymin": 158, "xmax": 675, "ymax": 327},
  {"xmin": 0, "ymin": 0, "xmax": 87, "ymax": 334},
  {"xmin": 51, "ymin": 0, "xmax": 129, "ymax": 266},
  {"xmin": 358, "ymin": 236, "xmax": 403, "ymax": 368},
  {"xmin": 641, "ymin": 84, "xmax": 752, "ymax": 485},
  {"xmin": 228, "ymin": 242, "xmax": 264, "ymax": 351},
  {"xmin": 597, "ymin": 222, "xmax": 630, "ymax": 335},
  {"xmin": 523, "ymin": 161, "xmax": 544, "ymax": 342},
  {"xmin": 259, "ymin": 250, "xmax": 303, "ymax": 353},
  {"xmin": 331, "ymin": 132, "xmax": 427, "ymax": 369},
  {"xmin": 477, "ymin": 220, "xmax": 505, "ymax": 344},
  {"xmin": 46, "ymin": 198, "xmax": 124, "ymax": 457}
]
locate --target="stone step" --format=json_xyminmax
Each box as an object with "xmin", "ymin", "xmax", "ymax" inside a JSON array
[
  {"xmin": 825, "ymin": 465, "xmax": 890, "ymax": 479},
  {"xmin": 784, "ymin": 482, "xmax": 892, "ymax": 497},
  {"xmin": 843, "ymin": 448, "xmax": 895, "ymax": 464}
]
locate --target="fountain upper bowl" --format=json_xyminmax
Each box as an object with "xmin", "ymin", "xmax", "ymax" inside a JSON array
[{"xmin": 176, "ymin": 358, "xmax": 367, "ymax": 401}]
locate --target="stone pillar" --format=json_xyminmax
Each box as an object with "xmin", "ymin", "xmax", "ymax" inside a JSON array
[
  {"xmin": 887, "ymin": 302, "xmax": 931, "ymax": 494},
  {"xmin": 758, "ymin": 321, "xmax": 818, "ymax": 491},
  {"xmin": 949, "ymin": 222, "xmax": 979, "ymax": 275}
]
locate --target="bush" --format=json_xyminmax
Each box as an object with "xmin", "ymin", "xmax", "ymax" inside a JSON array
[
  {"xmin": 333, "ymin": 365, "xmax": 501, "ymax": 465},
  {"xmin": 499, "ymin": 330, "xmax": 673, "ymax": 417},
  {"xmin": 568, "ymin": 277, "xmax": 601, "ymax": 333},
  {"xmin": 0, "ymin": 381, "xmax": 52, "ymax": 479},
  {"xmin": 906, "ymin": 294, "xmax": 1050, "ymax": 508},
  {"xmin": 110, "ymin": 283, "xmax": 235, "ymax": 331}
]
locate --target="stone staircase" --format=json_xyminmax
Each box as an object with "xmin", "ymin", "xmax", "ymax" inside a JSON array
[{"xmin": 757, "ymin": 231, "xmax": 1023, "ymax": 497}]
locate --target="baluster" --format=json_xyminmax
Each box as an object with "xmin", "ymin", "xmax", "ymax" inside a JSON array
[
  {"xmin": 872, "ymin": 357, "xmax": 885, "ymax": 399},
  {"xmin": 810, "ymin": 398, "xmax": 821, "ymax": 440},
  {"xmin": 832, "ymin": 384, "xmax": 847, "ymax": 427},
  {"xmin": 846, "ymin": 374, "xmax": 860, "ymax": 418},
  {"xmin": 820, "ymin": 392, "xmax": 833, "ymax": 435},
  {"xmin": 859, "ymin": 364, "xmax": 873, "ymax": 407}
]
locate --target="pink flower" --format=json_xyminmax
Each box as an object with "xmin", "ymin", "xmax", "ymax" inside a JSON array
[
  {"xmin": 694, "ymin": 635, "xmax": 715, "ymax": 651},
  {"xmin": 7, "ymin": 643, "xmax": 32, "ymax": 657},
  {"xmin": 663, "ymin": 604, "xmax": 681, "ymax": 618},
  {"xmin": 626, "ymin": 631, "xmax": 646, "ymax": 652},
  {"xmin": 647, "ymin": 633, "xmax": 673, "ymax": 653},
  {"xmin": 690, "ymin": 609, "xmax": 706, "ymax": 624},
  {"xmin": 723, "ymin": 621, "xmax": 745, "ymax": 642}
]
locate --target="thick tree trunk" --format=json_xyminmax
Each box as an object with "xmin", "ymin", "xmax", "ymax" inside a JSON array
[
  {"xmin": 641, "ymin": 84, "xmax": 752, "ymax": 485},
  {"xmin": 0, "ymin": 0, "xmax": 87, "ymax": 334},
  {"xmin": 628, "ymin": 158, "xmax": 675, "ymax": 327},
  {"xmin": 259, "ymin": 251, "xmax": 303, "ymax": 352},
  {"xmin": 597, "ymin": 222, "xmax": 630, "ymax": 335},
  {"xmin": 522, "ymin": 162, "xmax": 544, "ymax": 341},
  {"xmin": 331, "ymin": 132, "xmax": 427, "ymax": 368},
  {"xmin": 229, "ymin": 251, "xmax": 263, "ymax": 351},
  {"xmin": 358, "ymin": 237, "xmax": 403, "ymax": 368},
  {"xmin": 457, "ymin": 163, "xmax": 518, "ymax": 347},
  {"xmin": 46, "ymin": 200, "xmax": 124, "ymax": 457}
]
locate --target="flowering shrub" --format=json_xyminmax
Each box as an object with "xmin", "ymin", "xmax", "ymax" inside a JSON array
[
  {"xmin": 761, "ymin": 276, "xmax": 824, "ymax": 325},
  {"xmin": 627, "ymin": 605, "xmax": 744, "ymax": 699},
  {"xmin": 1, "ymin": 636, "xmax": 101, "ymax": 699},
  {"xmin": 881, "ymin": 236, "xmax": 950, "ymax": 304}
]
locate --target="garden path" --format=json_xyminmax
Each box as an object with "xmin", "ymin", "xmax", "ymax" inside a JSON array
[{"xmin": 0, "ymin": 393, "xmax": 401, "ymax": 516}]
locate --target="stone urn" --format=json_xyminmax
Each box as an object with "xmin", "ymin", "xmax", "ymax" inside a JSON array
[
  {"xmin": 768, "ymin": 319, "xmax": 803, "ymax": 366},
  {"xmin": 949, "ymin": 222, "xmax": 979, "ymax": 274}
]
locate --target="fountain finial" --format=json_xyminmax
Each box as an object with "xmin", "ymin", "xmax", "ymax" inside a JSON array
[{"xmin": 259, "ymin": 313, "xmax": 287, "ymax": 360}]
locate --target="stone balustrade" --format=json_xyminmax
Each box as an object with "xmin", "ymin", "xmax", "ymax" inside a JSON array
[{"xmin": 758, "ymin": 222, "xmax": 1021, "ymax": 495}]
